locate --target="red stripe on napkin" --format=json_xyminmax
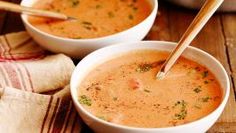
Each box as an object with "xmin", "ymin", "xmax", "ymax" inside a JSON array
[
  {"xmin": 21, "ymin": 63, "xmax": 35, "ymax": 92},
  {"xmin": 47, "ymin": 98, "xmax": 60, "ymax": 133},
  {"xmin": 51, "ymin": 99, "xmax": 71, "ymax": 132},
  {"xmin": 41, "ymin": 96, "xmax": 53, "ymax": 133},
  {"xmin": 2, "ymin": 62, "xmax": 22, "ymax": 89}
]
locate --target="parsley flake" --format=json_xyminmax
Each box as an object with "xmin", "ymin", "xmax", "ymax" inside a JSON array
[
  {"xmin": 193, "ymin": 87, "xmax": 202, "ymax": 93},
  {"xmin": 144, "ymin": 89, "xmax": 151, "ymax": 93},
  {"xmin": 136, "ymin": 63, "xmax": 152, "ymax": 73},
  {"xmin": 200, "ymin": 96, "xmax": 211, "ymax": 102},
  {"xmin": 128, "ymin": 14, "xmax": 134, "ymax": 20},
  {"xmin": 173, "ymin": 100, "xmax": 187, "ymax": 120},
  {"xmin": 108, "ymin": 12, "xmax": 115, "ymax": 18},
  {"xmin": 202, "ymin": 71, "xmax": 209, "ymax": 78},
  {"xmin": 79, "ymin": 95, "xmax": 92, "ymax": 106},
  {"xmin": 71, "ymin": 0, "xmax": 80, "ymax": 7}
]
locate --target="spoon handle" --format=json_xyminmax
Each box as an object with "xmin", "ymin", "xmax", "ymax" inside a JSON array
[
  {"xmin": 0, "ymin": 1, "xmax": 69, "ymax": 20},
  {"xmin": 156, "ymin": 0, "xmax": 224, "ymax": 79}
]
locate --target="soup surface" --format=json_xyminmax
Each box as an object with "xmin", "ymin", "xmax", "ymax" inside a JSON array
[
  {"xmin": 78, "ymin": 50, "xmax": 222, "ymax": 128},
  {"xmin": 29, "ymin": 0, "xmax": 152, "ymax": 39}
]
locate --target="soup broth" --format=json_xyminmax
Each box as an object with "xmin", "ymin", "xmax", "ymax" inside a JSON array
[
  {"xmin": 78, "ymin": 50, "xmax": 222, "ymax": 128},
  {"xmin": 29, "ymin": 0, "xmax": 152, "ymax": 39}
]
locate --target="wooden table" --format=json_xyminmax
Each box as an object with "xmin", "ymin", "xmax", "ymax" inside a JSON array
[{"xmin": 0, "ymin": 0, "xmax": 235, "ymax": 132}]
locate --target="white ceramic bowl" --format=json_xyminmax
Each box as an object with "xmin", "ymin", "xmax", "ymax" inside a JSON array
[
  {"xmin": 20, "ymin": 0, "xmax": 158, "ymax": 58},
  {"xmin": 70, "ymin": 41, "xmax": 230, "ymax": 133}
]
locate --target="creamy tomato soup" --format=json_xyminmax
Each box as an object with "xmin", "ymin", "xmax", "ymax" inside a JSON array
[
  {"xmin": 29, "ymin": 0, "xmax": 152, "ymax": 39},
  {"xmin": 78, "ymin": 50, "xmax": 222, "ymax": 128}
]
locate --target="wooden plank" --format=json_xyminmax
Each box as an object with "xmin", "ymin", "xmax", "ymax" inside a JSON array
[
  {"xmin": 208, "ymin": 122, "xmax": 236, "ymax": 133},
  {"xmin": 221, "ymin": 14, "xmax": 236, "ymax": 95},
  {"xmin": 165, "ymin": 2, "xmax": 236, "ymax": 127},
  {"xmin": 145, "ymin": 2, "xmax": 171, "ymax": 41}
]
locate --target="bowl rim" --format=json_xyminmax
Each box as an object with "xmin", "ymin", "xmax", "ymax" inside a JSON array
[
  {"xmin": 70, "ymin": 41, "xmax": 230, "ymax": 131},
  {"xmin": 20, "ymin": 0, "xmax": 158, "ymax": 42}
]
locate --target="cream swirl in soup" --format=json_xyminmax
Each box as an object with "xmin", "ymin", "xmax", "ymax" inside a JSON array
[
  {"xmin": 29, "ymin": 0, "xmax": 152, "ymax": 39},
  {"xmin": 78, "ymin": 50, "xmax": 222, "ymax": 128}
]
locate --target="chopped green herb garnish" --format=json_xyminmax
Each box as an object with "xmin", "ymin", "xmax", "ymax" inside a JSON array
[
  {"xmin": 144, "ymin": 89, "xmax": 151, "ymax": 93},
  {"xmin": 108, "ymin": 12, "xmax": 115, "ymax": 18},
  {"xmin": 175, "ymin": 101, "xmax": 181, "ymax": 106},
  {"xmin": 128, "ymin": 14, "xmax": 134, "ymax": 20},
  {"xmin": 175, "ymin": 110, "xmax": 187, "ymax": 120},
  {"xmin": 202, "ymin": 71, "xmax": 209, "ymax": 78},
  {"xmin": 200, "ymin": 96, "xmax": 211, "ymax": 102},
  {"xmin": 74, "ymin": 36, "xmax": 82, "ymax": 39},
  {"xmin": 136, "ymin": 60, "xmax": 164, "ymax": 73},
  {"xmin": 96, "ymin": 5, "xmax": 102, "ymax": 9},
  {"xmin": 173, "ymin": 100, "xmax": 187, "ymax": 120},
  {"xmin": 153, "ymin": 103, "xmax": 160, "ymax": 107},
  {"xmin": 136, "ymin": 63, "xmax": 152, "ymax": 73},
  {"xmin": 79, "ymin": 95, "xmax": 92, "ymax": 106},
  {"xmin": 193, "ymin": 87, "xmax": 202, "ymax": 93},
  {"xmin": 83, "ymin": 26, "xmax": 92, "ymax": 30},
  {"xmin": 81, "ymin": 21, "xmax": 93, "ymax": 30},
  {"xmin": 82, "ymin": 21, "xmax": 92, "ymax": 25},
  {"xmin": 113, "ymin": 97, "xmax": 118, "ymax": 101},
  {"xmin": 204, "ymin": 80, "xmax": 209, "ymax": 84},
  {"xmin": 174, "ymin": 100, "xmax": 186, "ymax": 107},
  {"xmin": 71, "ymin": 0, "xmax": 80, "ymax": 7},
  {"xmin": 133, "ymin": 7, "xmax": 138, "ymax": 11}
]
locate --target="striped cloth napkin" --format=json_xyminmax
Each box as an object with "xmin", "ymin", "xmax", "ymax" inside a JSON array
[{"xmin": 0, "ymin": 32, "xmax": 83, "ymax": 133}]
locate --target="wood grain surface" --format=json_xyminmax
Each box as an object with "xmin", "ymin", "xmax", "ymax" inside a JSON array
[{"xmin": 0, "ymin": 0, "xmax": 235, "ymax": 132}]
